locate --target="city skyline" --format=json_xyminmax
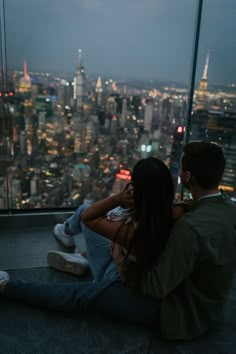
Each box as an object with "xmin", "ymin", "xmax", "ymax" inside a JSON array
[
  {"xmin": 5, "ymin": 0, "xmax": 236, "ymax": 84},
  {"xmin": 1, "ymin": 35, "xmax": 236, "ymax": 210}
]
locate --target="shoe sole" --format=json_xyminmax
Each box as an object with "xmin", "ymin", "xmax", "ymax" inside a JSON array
[{"xmin": 47, "ymin": 252, "xmax": 88, "ymax": 276}]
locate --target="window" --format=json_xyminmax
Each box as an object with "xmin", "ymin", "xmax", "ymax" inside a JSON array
[
  {"xmin": 189, "ymin": 0, "xmax": 236, "ymax": 198},
  {"xmin": 1, "ymin": 0, "xmax": 197, "ymax": 210}
]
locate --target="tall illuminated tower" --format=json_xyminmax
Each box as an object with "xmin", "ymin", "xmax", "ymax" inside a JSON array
[
  {"xmin": 18, "ymin": 60, "xmax": 31, "ymax": 94},
  {"xmin": 72, "ymin": 49, "xmax": 93, "ymax": 154},
  {"xmin": 74, "ymin": 49, "xmax": 86, "ymax": 115},
  {"xmin": 120, "ymin": 98, "xmax": 127, "ymax": 127},
  {"xmin": 195, "ymin": 50, "xmax": 210, "ymax": 109},
  {"xmin": 144, "ymin": 99, "xmax": 154, "ymax": 132},
  {"xmin": 95, "ymin": 76, "xmax": 103, "ymax": 107}
]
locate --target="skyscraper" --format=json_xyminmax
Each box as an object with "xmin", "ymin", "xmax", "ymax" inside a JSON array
[
  {"xmin": 95, "ymin": 76, "xmax": 103, "ymax": 107},
  {"xmin": 144, "ymin": 98, "xmax": 154, "ymax": 132},
  {"xmin": 74, "ymin": 49, "xmax": 86, "ymax": 115},
  {"xmin": 195, "ymin": 50, "xmax": 210, "ymax": 109},
  {"xmin": 120, "ymin": 98, "xmax": 127, "ymax": 128},
  {"xmin": 169, "ymin": 126, "xmax": 186, "ymax": 190},
  {"xmin": 72, "ymin": 49, "xmax": 93, "ymax": 154},
  {"xmin": 18, "ymin": 60, "xmax": 31, "ymax": 94}
]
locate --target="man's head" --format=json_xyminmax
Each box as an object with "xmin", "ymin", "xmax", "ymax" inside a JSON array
[{"xmin": 180, "ymin": 142, "xmax": 225, "ymax": 191}]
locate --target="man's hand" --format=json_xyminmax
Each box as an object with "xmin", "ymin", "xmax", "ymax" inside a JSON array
[{"xmin": 173, "ymin": 198, "xmax": 193, "ymax": 219}]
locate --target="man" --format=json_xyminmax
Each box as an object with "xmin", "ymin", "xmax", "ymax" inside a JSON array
[
  {"xmin": 1, "ymin": 142, "xmax": 236, "ymax": 341},
  {"xmin": 141, "ymin": 142, "xmax": 236, "ymax": 339}
]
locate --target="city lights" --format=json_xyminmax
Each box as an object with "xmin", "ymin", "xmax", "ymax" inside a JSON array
[{"xmin": 0, "ymin": 45, "xmax": 236, "ymax": 210}]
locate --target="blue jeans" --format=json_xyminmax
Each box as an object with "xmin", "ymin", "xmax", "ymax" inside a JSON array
[{"xmin": 2, "ymin": 205, "xmax": 160, "ymax": 328}]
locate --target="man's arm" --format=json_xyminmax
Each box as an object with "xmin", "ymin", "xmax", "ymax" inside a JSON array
[{"xmin": 142, "ymin": 219, "xmax": 200, "ymax": 299}]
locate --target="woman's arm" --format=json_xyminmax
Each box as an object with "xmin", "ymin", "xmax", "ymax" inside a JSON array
[
  {"xmin": 83, "ymin": 216, "xmax": 134, "ymax": 248},
  {"xmin": 80, "ymin": 184, "xmax": 135, "ymax": 247},
  {"xmin": 80, "ymin": 194, "xmax": 120, "ymax": 222},
  {"xmin": 80, "ymin": 184, "xmax": 134, "ymax": 222}
]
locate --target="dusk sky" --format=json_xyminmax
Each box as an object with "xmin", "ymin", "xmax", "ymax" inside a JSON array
[{"xmin": 5, "ymin": 0, "xmax": 236, "ymax": 84}]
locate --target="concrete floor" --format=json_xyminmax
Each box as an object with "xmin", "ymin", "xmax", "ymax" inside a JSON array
[{"xmin": 0, "ymin": 213, "xmax": 235, "ymax": 354}]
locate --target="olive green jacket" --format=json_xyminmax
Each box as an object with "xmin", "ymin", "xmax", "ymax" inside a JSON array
[{"xmin": 142, "ymin": 193, "xmax": 236, "ymax": 340}]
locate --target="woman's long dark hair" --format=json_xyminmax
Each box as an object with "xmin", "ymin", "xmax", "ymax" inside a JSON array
[{"xmin": 123, "ymin": 157, "xmax": 174, "ymax": 288}]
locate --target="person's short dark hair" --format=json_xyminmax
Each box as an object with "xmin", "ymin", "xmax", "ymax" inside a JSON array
[{"xmin": 182, "ymin": 142, "xmax": 225, "ymax": 189}]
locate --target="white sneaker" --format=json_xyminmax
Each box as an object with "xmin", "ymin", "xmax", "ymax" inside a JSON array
[
  {"xmin": 47, "ymin": 250, "xmax": 89, "ymax": 276},
  {"xmin": 0, "ymin": 271, "xmax": 10, "ymax": 285},
  {"xmin": 53, "ymin": 223, "xmax": 76, "ymax": 248}
]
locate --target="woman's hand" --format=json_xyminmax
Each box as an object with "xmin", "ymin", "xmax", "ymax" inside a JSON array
[{"xmin": 114, "ymin": 183, "xmax": 134, "ymax": 209}]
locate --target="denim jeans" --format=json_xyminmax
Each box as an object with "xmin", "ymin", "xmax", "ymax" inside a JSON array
[{"xmin": 3, "ymin": 205, "xmax": 160, "ymax": 328}]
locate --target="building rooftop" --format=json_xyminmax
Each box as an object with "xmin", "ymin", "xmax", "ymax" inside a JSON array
[{"xmin": 0, "ymin": 213, "xmax": 236, "ymax": 354}]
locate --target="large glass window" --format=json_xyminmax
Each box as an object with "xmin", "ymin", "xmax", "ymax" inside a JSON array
[
  {"xmin": 1, "ymin": 0, "xmax": 196, "ymax": 210},
  {"xmin": 188, "ymin": 0, "xmax": 236, "ymax": 199}
]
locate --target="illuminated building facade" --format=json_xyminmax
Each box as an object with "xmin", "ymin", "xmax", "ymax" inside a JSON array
[
  {"xmin": 112, "ymin": 169, "xmax": 131, "ymax": 194},
  {"xmin": 144, "ymin": 99, "xmax": 154, "ymax": 132},
  {"xmin": 18, "ymin": 60, "xmax": 32, "ymax": 94},
  {"xmin": 95, "ymin": 76, "xmax": 103, "ymax": 107},
  {"xmin": 170, "ymin": 126, "xmax": 186, "ymax": 189},
  {"xmin": 120, "ymin": 98, "xmax": 127, "ymax": 128},
  {"xmin": 74, "ymin": 49, "xmax": 87, "ymax": 115},
  {"xmin": 195, "ymin": 50, "xmax": 210, "ymax": 109},
  {"xmin": 72, "ymin": 49, "xmax": 94, "ymax": 153}
]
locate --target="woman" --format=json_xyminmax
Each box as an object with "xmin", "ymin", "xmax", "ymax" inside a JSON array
[{"xmin": 0, "ymin": 157, "xmax": 178, "ymax": 328}]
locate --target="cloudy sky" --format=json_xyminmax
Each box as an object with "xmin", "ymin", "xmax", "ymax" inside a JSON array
[{"xmin": 5, "ymin": 0, "xmax": 236, "ymax": 84}]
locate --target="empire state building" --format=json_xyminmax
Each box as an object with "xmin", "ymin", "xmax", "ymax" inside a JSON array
[
  {"xmin": 195, "ymin": 50, "xmax": 210, "ymax": 109},
  {"xmin": 72, "ymin": 49, "xmax": 92, "ymax": 154}
]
